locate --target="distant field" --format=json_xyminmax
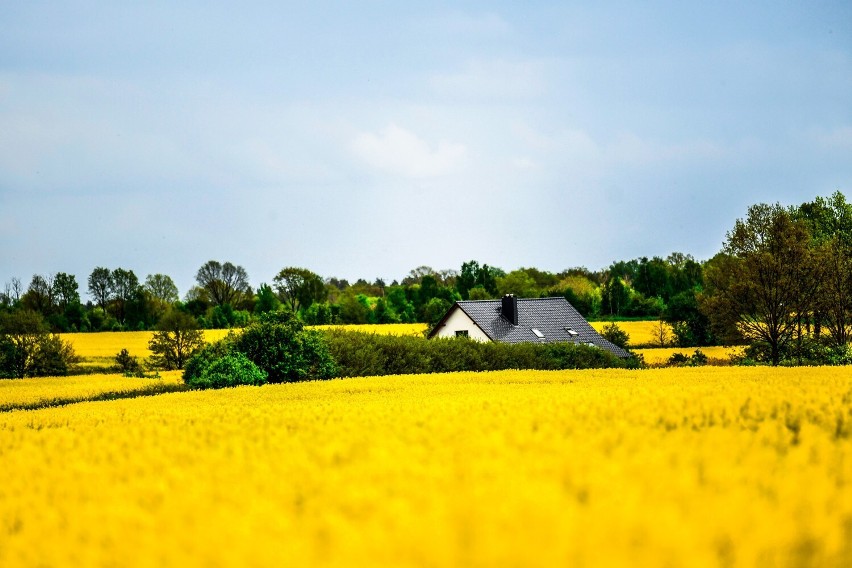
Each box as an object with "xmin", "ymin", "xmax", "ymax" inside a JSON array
[
  {"xmin": 589, "ymin": 320, "xmax": 674, "ymax": 347},
  {"xmin": 62, "ymin": 323, "xmax": 740, "ymax": 369},
  {"xmin": 634, "ymin": 346, "xmax": 744, "ymax": 365},
  {"xmin": 62, "ymin": 326, "xmax": 428, "ymax": 367},
  {"xmin": 308, "ymin": 323, "xmax": 427, "ymax": 336}
]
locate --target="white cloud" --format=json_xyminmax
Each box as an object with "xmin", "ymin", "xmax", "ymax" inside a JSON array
[{"xmin": 351, "ymin": 123, "xmax": 467, "ymax": 178}]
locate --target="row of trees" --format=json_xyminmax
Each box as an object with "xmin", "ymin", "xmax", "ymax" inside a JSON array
[
  {"xmin": 1, "ymin": 256, "xmax": 704, "ymax": 333},
  {"xmin": 2, "ymin": 192, "xmax": 850, "ymax": 367}
]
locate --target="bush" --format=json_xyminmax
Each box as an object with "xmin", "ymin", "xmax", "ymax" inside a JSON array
[
  {"xmin": 183, "ymin": 311, "xmax": 336, "ymax": 389},
  {"xmin": 0, "ymin": 310, "xmax": 78, "ymax": 378},
  {"xmin": 666, "ymin": 349, "xmax": 707, "ymax": 367},
  {"xmin": 183, "ymin": 336, "xmax": 238, "ymax": 385},
  {"xmin": 322, "ymin": 330, "xmax": 636, "ymax": 378},
  {"xmin": 600, "ymin": 323, "xmax": 630, "ymax": 350},
  {"xmin": 114, "ymin": 348, "xmax": 141, "ymax": 374},
  {"xmin": 188, "ymin": 352, "xmax": 267, "ymax": 390},
  {"xmin": 236, "ymin": 312, "xmax": 337, "ymax": 382}
]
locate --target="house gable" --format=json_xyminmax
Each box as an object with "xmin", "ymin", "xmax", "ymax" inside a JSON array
[{"xmin": 428, "ymin": 304, "xmax": 492, "ymax": 342}]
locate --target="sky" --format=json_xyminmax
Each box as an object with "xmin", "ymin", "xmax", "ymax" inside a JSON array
[{"xmin": 2, "ymin": 1, "xmax": 851, "ymax": 300}]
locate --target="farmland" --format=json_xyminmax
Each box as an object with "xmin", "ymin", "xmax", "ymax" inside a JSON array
[
  {"xmin": 62, "ymin": 321, "xmax": 727, "ymax": 373},
  {"xmin": 1, "ymin": 365, "xmax": 851, "ymax": 567}
]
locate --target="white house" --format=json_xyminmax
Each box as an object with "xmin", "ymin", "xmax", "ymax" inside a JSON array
[{"xmin": 428, "ymin": 294, "xmax": 631, "ymax": 358}]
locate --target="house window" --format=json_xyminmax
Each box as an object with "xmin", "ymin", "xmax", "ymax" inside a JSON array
[
  {"xmin": 565, "ymin": 328, "xmax": 578, "ymax": 336},
  {"xmin": 455, "ymin": 330, "xmax": 469, "ymax": 337},
  {"xmin": 532, "ymin": 328, "xmax": 545, "ymax": 339}
]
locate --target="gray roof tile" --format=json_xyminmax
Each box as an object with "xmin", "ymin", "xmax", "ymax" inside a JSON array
[{"xmin": 433, "ymin": 297, "xmax": 631, "ymax": 358}]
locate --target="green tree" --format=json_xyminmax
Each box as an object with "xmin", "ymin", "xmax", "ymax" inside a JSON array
[
  {"xmin": 795, "ymin": 191, "xmax": 852, "ymax": 347},
  {"xmin": 52, "ymin": 273, "xmax": 80, "ymax": 312},
  {"xmin": 422, "ymin": 297, "xmax": 452, "ymax": 328},
  {"xmin": 496, "ymin": 270, "xmax": 540, "ymax": 298},
  {"xmin": 272, "ymin": 267, "xmax": 326, "ymax": 313},
  {"xmin": 88, "ymin": 267, "xmax": 114, "ymax": 313},
  {"xmin": 110, "ymin": 268, "xmax": 140, "ymax": 326},
  {"xmin": 254, "ymin": 283, "xmax": 280, "ymax": 315},
  {"xmin": 0, "ymin": 310, "xmax": 77, "ymax": 378},
  {"xmin": 702, "ymin": 203, "xmax": 819, "ymax": 365},
  {"xmin": 144, "ymin": 273, "xmax": 179, "ymax": 322},
  {"xmin": 148, "ymin": 310, "xmax": 205, "ymax": 370}
]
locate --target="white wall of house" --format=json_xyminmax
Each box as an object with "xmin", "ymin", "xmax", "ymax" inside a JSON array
[{"xmin": 431, "ymin": 307, "xmax": 491, "ymax": 342}]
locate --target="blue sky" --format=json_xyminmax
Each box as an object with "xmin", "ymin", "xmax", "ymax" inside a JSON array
[{"xmin": 2, "ymin": 1, "xmax": 850, "ymax": 299}]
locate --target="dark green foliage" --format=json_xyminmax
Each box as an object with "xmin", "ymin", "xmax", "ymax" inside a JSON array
[
  {"xmin": 114, "ymin": 348, "xmax": 141, "ymax": 374},
  {"xmin": 182, "ymin": 335, "xmax": 238, "ymax": 385},
  {"xmin": 148, "ymin": 310, "xmax": 205, "ymax": 370},
  {"xmin": 600, "ymin": 323, "xmax": 630, "ymax": 350},
  {"xmin": 667, "ymin": 349, "xmax": 708, "ymax": 367},
  {"xmin": 422, "ymin": 297, "xmax": 452, "ymax": 328},
  {"xmin": 254, "ymin": 284, "xmax": 280, "ymax": 315},
  {"xmin": 322, "ymin": 330, "xmax": 635, "ymax": 378},
  {"xmin": 183, "ymin": 312, "xmax": 336, "ymax": 388},
  {"xmin": 665, "ymin": 290, "xmax": 715, "ymax": 347},
  {"xmin": 0, "ymin": 310, "xmax": 78, "ymax": 378},
  {"xmin": 234, "ymin": 312, "xmax": 337, "ymax": 383},
  {"xmin": 739, "ymin": 338, "xmax": 852, "ymax": 367},
  {"xmin": 187, "ymin": 352, "xmax": 267, "ymax": 390}
]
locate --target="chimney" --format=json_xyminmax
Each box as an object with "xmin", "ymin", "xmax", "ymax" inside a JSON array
[{"xmin": 501, "ymin": 294, "xmax": 518, "ymax": 326}]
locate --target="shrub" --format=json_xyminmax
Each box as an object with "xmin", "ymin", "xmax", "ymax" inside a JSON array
[
  {"xmin": 183, "ymin": 336, "xmax": 238, "ymax": 385},
  {"xmin": 600, "ymin": 323, "xmax": 630, "ymax": 350},
  {"xmin": 322, "ymin": 330, "xmax": 635, "ymax": 378},
  {"xmin": 0, "ymin": 310, "xmax": 78, "ymax": 378},
  {"xmin": 188, "ymin": 352, "xmax": 267, "ymax": 390},
  {"xmin": 236, "ymin": 312, "xmax": 337, "ymax": 383},
  {"xmin": 666, "ymin": 349, "xmax": 708, "ymax": 367},
  {"xmin": 114, "ymin": 348, "xmax": 141, "ymax": 374}
]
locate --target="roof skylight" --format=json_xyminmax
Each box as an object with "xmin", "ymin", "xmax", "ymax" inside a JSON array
[{"xmin": 532, "ymin": 328, "xmax": 544, "ymax": 338}]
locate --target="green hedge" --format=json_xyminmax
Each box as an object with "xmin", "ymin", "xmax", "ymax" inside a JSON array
[{"xmin": 322, "ymin": 330, "xmax": 637, "ymax": 377}]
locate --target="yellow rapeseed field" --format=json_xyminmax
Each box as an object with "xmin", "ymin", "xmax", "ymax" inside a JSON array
[
  {"xmin": 589, "ymin": 320, "xmax": 675, "ymax": 346},
  {"xmin": 308, "ymin": 323, "xmax": 428, "ymax": 336},
  {"xmin": 1, "ymin": 366, "xmax": 850, "ymax": 567},
  {"xmin": 635, "ymin": 346, "xmax": 745, "ymax": 365},
  {"xmin": 63, "ymin": 330, "xmax": 234, "ymax": 367},
  {"xmin": 0, "ymin": 371, "xmax": 183, "ymax": 410}
]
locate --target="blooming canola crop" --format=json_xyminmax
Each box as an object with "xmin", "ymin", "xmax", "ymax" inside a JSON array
[{"xmin": 0, "ymin": 366, "xmax": 850, "ymax": 567}]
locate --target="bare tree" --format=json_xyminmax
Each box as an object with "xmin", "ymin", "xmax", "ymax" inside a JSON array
[
  {"xmin": 195, "ymin": 261, "xmax": 251, "ymax": 307},
  {"xmin": 10, "ymin": 277, "xmax": 23, "ymax": 302}
]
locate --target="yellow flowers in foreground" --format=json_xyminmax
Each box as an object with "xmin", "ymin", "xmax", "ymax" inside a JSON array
[{"xmin": 1, "ymin": 366, "xmax": 851, "ymax": 567}]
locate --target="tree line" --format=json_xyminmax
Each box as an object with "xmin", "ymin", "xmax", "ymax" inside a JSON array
[{"xmin": 2, "ymin": 191, "xmax": 850, "ymax": 366}]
